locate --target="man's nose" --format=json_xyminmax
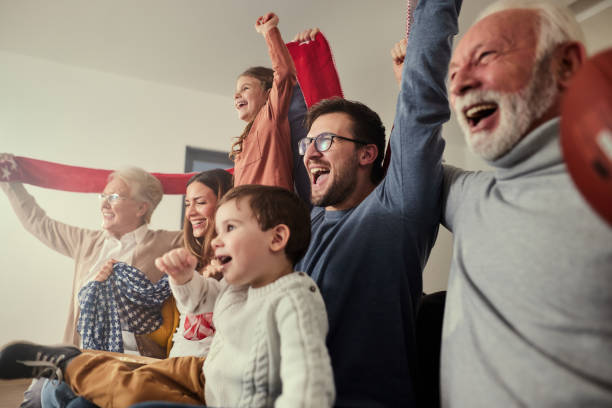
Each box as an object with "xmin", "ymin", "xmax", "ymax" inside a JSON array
[
  {"xmin": 450, "ymin": 67, "xmax": 481, "ymax": 97},
  {"xmin": 303, "ymin": 139, "xmax": 321, "ymax": 164}
]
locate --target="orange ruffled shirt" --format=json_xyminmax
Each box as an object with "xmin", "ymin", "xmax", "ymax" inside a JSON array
[{"xmin": 232, "ymin": 27, "xmax": 296, "ymax": 191}]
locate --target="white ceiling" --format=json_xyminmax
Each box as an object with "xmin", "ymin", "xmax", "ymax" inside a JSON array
[{"xmin": 0, "ymin": 0, "xmax": 604, "ymax": 147}]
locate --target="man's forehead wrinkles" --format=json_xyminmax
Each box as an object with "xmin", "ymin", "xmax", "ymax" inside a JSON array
[{"xmin": 452, "ymin": 22, "xmax": 519, "ymax": 66}]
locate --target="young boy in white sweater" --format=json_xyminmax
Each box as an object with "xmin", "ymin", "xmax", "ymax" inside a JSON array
[{"xmin": 0, "ymin": 185, "xmax": 335, "ymax": 408}]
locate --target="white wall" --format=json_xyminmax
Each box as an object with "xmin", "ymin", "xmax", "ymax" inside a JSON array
[
  {"xmin": 0, "ymin": 51, "xmax": 241, "ymax": 345},
  {"xmin": 581, "ymin": 6, "xmax": 612, "ymax": 55}
]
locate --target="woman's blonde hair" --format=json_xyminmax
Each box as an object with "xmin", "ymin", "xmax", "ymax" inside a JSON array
[{"xmin": 108, "ymin": 167, "xmax": 163, "ymax": 224}]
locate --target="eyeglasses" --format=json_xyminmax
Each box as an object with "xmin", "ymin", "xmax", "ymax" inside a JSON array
[
  {"xmin": 98, "ymin": 193, "xmax": 128, "ymax": 204},
  {"xmin": 298, "ymin": 132, "xmax": 368, "ymax": 155}
]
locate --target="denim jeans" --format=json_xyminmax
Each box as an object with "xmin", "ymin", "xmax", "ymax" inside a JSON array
[{"xmin": 40, "ymin": 380, "xmax": 98, "ymax": 408}]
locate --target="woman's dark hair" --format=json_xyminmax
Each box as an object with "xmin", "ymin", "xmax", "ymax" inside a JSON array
[
  {"xmin": 229, "ymin": 66, "xmax": 274, "ymax": 160},
  {"xmin": 183, "ymin": 169, "xmax": 233, "ymax": 270}
]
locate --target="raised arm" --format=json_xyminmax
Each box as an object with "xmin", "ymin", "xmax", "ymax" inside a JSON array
[
  {"xmin": 255, "ymin": 12, "xmax": 297, "ymax": 124},
  {"xmin": 0, "ymin": 153, "xmax": 92, "ymax": 259},
  {"xmin": 233, "ymin": 13, "xmax": 296, "ymax": 191},
  {"xmin": 287, "ymin": 27, "xmax": 324, "ymax": 205},
  {"xmin": 156, "ymin": 248, "xmax": 223, "ymax": 314},
  {"xmin": 382, "ymin": 0, "xmax": 462, "ymax": 224},
  {"xmin": 391, "ymin": 38, "xmax": 407, "ymax": 87}
]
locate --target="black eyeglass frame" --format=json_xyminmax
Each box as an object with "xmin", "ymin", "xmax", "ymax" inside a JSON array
[{"xmin": 298, "ymin": 132, "xmax": 369, "ymax": 155}]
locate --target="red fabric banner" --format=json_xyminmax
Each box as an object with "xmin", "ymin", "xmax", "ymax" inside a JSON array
[
  {"xmin": 0, "ymin": 156, "xmax": 202, "ymax": 194},
  {"xmin": 287, "ymin": 32, "xmax": 343, "ymax": 107}
]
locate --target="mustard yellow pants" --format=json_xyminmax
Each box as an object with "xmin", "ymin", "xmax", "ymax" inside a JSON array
[{"xmin": 65, "ymin": 353, "xmax": 205, "ymax": 408}]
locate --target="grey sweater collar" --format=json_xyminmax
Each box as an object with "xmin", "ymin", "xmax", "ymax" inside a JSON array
[{"xmin": 488, "ymin": 118, "xmax": 563, "ymax": 180}]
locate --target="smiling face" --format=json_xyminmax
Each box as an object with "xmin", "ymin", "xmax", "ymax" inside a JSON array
[
  {"xmin": 211, "ymin": 198, "xmax": 277, "ymax": 288},
  {"xmin": 234, "ymin": 75, "xmax": 268, "ymax": 122},
  {"xmin": 101, "ymin": 177, "xmax": 147, "ymax": 239},
  {"xmin": 449, "ymin": 9, "xmax": 559, "ymax": 160},
  {"xmin": 185, "ymin": 181, "xmax": 218, "ymax": 239},
  {"xmin": 303, "ymin": 112, "xmax": 362, "ymax": 210}
]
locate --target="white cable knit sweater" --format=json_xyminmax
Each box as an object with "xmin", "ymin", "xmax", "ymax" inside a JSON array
[{"xmin": 171, "ymin": 271, "xmax": 335, "ymax": 408}]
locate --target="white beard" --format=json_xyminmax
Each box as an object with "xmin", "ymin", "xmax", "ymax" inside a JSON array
[{"xmin": 454, "ymin": 59, "xmax": 558, "ymax": 161}]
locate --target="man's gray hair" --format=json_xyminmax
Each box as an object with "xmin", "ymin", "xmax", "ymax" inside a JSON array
[
  {"xmin": 478, "ymin": 0, "xmax": 585, "ymax": 59},
  {"xmin": 108, "ymin": 167, "xmax": 163, "ymax": 224}
]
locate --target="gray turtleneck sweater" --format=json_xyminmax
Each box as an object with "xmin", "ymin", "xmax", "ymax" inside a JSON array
[{"xmin": 440, "ymin": 118, "xmax": 612, "ymax": 406}]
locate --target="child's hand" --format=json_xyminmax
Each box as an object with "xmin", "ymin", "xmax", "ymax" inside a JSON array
[
  {"xmin": 391, "ymin": 38, "xmax": 407, "ymax": 87},
  {"xmin": 155, "ymin": 248, "xmax": 197, "ymax": 285},
  {"xmin": 292, "ymin": 28, "xmax": 320, "ymax": 43},
  {"xmin": 255, "ymin": 12, "xmax": 279, "ymax": 35},
  {"xmin": 94, "ymin": 258, "xmax": 117, "ymax": 282},
  {"xmin": 202, "ymin": 258, "xmax": 224, "ymax": 281}
]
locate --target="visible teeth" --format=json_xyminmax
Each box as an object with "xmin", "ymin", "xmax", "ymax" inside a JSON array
[
  {"xmin": 310, "ymin": 168, "xmax": 328, "ymax": 175},
  {"xmin": 466, "ymin": 104, "xmax": 496, "ymax": 119}
]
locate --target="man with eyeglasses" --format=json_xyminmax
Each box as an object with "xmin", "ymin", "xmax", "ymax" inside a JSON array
[
  {"xmin": 288, "ymin": 1, "xmax": 462, "ymax": 406},
  {"xmin": 0, "ymin": 161, "xmax": 182, "ymax": 355}
]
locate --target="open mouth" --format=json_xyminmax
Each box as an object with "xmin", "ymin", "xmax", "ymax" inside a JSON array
[
  {"xmin": 310, "ymin": 167, "xmax": 330, "ymax": 185},
  {"xmin": 235, "ymin": 101, "xmax": 247, "ymax": 109},
  {"xmin": 464, "ymin": 103, "xmax": 498, "ymax": 127},
  {"xmin": 191, "ymin": 219, "xmax": 206, "ymax": 228},
  {"xmin": 216, "ymin": 255, "xmax": 232, "ymax": 265}
]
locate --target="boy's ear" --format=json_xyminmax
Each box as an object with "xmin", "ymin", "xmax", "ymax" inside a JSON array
[{"xmin": 269, "ymin": 224, "xmax": 290, "ymax": 253}]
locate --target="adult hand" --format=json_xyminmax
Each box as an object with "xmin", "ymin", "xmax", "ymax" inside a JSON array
[
  {"xmin": 391, "ymin": 38, "xmax": 407, "ymax": 87},
  {"xmin": 0, "ymin": 153, "xmax": 19, "ymax": 181},
  {"xmin": 202, "ymin": 258, "xmax": 223, "ymax": 281},
  {"xmin": 293, "ymin": 27, "xmax": 320, "ymax": 43},
  {"xmin": 94, "ymin": 259, "xmax": 117, "ymax": 282},
  {"xmin": 255, "ymin": 12, "xmax": 279, "ymax": 35},
  {"xmin": 155, "ymin": 248, "xmax": 197, "ymax": 285}
]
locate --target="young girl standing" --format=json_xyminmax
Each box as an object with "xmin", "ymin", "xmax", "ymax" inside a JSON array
[{"xmin": 231, "ymin": 12, "xmax": 296, "ymax": 191}]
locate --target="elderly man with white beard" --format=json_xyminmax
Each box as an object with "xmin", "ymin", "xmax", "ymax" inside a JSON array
[{"xmin": 438, "ymin": 0, "xmax": 612, "ymax": 406}]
